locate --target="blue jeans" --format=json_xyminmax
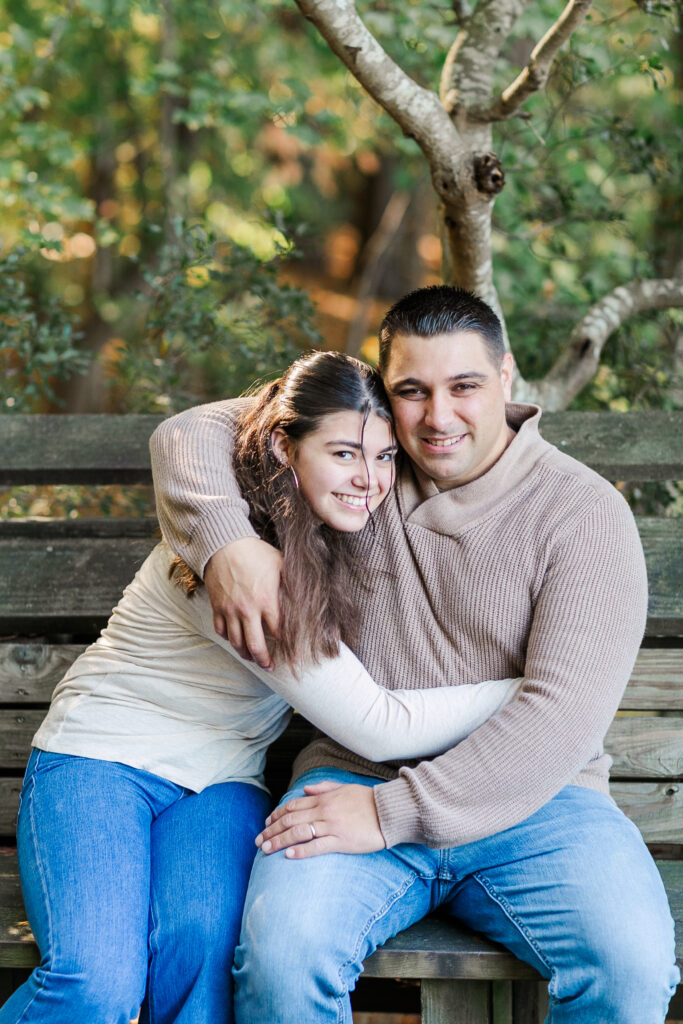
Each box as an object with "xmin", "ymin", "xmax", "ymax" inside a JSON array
[
  {"xmin": 0, "ymin": 749, "xmax": 270, "ymax": 1024},
  {"xmin": 233, "ymin": 768, "xmax": 680, "ymax": 1023}
]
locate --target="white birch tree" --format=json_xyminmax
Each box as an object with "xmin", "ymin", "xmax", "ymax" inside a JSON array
[{"xmin": 292, "ymin": 0, "xmax": 683, "ymax": 407}]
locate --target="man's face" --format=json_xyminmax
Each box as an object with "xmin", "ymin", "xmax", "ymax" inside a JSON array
[{"xmin": 383, "ymin": 330, "xmax": 514, "ymax": 489}]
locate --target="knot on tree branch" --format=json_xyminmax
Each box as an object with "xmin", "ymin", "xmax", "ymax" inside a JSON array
[
  {"xmin": 474, "ymin": 153, "xmax": 504, "ymax": 196},
  {"xmin": 344, "ymin": 44, "xmax": 362, "ymax": 66}
]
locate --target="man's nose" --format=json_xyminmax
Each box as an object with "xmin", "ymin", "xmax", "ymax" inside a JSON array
[{"xmin": 423, "ymin": 393, "xmax": 453, "ymax": 432}]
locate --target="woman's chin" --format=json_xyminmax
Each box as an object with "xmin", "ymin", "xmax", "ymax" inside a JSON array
[{"xmin": 322, "ymin": 509, "xmax": 371, "ymax": 532}]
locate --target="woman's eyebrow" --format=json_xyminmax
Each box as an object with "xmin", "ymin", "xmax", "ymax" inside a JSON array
[{"xmin": 324, "ymin": 440, "xmax": 398, "ymax": 453}]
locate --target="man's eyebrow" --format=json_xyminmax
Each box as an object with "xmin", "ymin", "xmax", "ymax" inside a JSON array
[{"xmin": 388, "ymin": 371, "xmax": 489, "ymax": 388}]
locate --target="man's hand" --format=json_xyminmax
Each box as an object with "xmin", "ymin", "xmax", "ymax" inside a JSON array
[
  {"xmin": 204, "ymin": 538, "xmax": 283, "ymax": 669},
  {"xmin": 255, "ymin": 782, "xmax": 386, "ymax": 859}
]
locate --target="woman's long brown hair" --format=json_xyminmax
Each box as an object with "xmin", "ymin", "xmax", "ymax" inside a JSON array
[{"xmin": 169, "ymin": 351, "xmax": 393, "ymax": 670}]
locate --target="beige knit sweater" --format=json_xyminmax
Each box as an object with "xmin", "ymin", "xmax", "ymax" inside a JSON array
[{"xmin": 150, "ymin": 401, "xmax": 648, "ymax": 849}]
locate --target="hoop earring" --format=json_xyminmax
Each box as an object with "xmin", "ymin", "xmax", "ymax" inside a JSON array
[{"xmin": 290, "ymin": 466, "xmax": 299, "ymax": 489}]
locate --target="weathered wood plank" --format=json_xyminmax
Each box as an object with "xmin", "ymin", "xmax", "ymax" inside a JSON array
[
  {"xmin": 0, "ymin": 783, "xmax": 22, "ymax": 836},
  {"xmin": 0, "ymin": 645, "xmax": 86, "ymax": 702},
  {"xmin": 2, "ymin": 411, "xmax": 682, "ymax": 484},
  {"xmin": 0, "ymin": 518, "xmax": 680, "ymax": 634},
  {"xmin": 0, "ymin": 643, "xmax": 680, "ymax": 708},
  {"xmin": 606, "ymin": 716, "xmax": 683, "ymax": 779},
  {"xmin": 0, "ymin": 415, "xmax": 162, "ymax": 485},
  {"xmin": 0, "ymin": 523, "xmax": 156, "ymax": 633},
  {"xmin": 0, "ymin": 854, "xmax": 37, "ymax": 969},
  {"xmin": 611, "ymin": 782, "xmax": 683, "ymax": 843},
  {"xmin": 639, "ymin": 519, "xmax": 683, "ymax": 637},
  {"xmin": 421, "ymin": 979, "xmax": 491, "ymax": 1024},
  {"xmin": 363, "ymin": 919, "xmax": 539, "ymax": 981},
  {"xmin": 0, "ymin": 711, "xmax": 43, "ymax": 770},
  {"xmin": 659, "ymin": 861, "xmax": 683, "ymax": 966},
  {"xmin": 621, "ymin": 650, "xmax": 683, "ymax": 710},
  {"xmin": 510, "ymin": 981, "xmax": 548, "ymax": 1024},
  {"xmin": 492, "ymin": 981, "xmax": 513, "ymax": 1024},
  {"xmin": 538, "ymin": 410, "xmax": 683, "ymax": 481}
]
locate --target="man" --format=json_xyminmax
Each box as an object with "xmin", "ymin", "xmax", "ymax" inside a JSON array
[{"xmin": 150, "ymin": 287, "xmax": 679, "ymax": 1022}]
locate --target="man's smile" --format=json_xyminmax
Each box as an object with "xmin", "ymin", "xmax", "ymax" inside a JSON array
[{"xmin": 420, "ymin": 433, "xmax": 468, "ymax": 452}]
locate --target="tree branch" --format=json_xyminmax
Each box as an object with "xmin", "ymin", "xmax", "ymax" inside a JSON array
[
  {"xmin": 515, "ymin": 277, "xmax": 683, "ymax": 409},
  {"xmin": 292, "ymin": 0, "xmax": 465, "ymax": 175},
  {"xmin": 345, "ymin": 190, "xmax": 413, "ymax": 358},
  {"xmin": 451, "ymin": 0, "xmax": 471, "ymax": 28},
  {"xmin": 472, "ymin": 0, "xmax": 595, "ymax": 122},
  {"xmin": 440, "ymin": 0, "xmax": 531, "ymax": 112}
]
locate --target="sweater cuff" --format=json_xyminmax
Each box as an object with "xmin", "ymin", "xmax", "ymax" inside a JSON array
[
  {"xmin": 373, "ymin": 776, "xmax": 427, "ymax": 848},
  {"xmin": 185, "ymin": 509, "xmax": 259, "ymax": 578}
]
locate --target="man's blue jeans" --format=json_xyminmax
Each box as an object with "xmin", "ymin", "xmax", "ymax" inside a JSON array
[
  {"xmin": 0, "ymin": 749, "xmax": 270, "ymax": 1024},
  {"xmin": 234, "ymin": 768, "xmax": 679, "ymax": 1024}
]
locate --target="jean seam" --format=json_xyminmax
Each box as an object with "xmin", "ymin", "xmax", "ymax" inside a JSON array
[
  {"xmin": 145, "ymin": 889, "xmax": 161, "ymax": 1024},
  {"xmin": 14, "ymin": 756, "xmax": 52, "ymax": 1023},
  {"xmin": 334, "ymin": 870, "xmax": 423, "ymax": 1024},
  {"xmin": 472, "ymin": 871, "xmax": 558, "ymax": 999}
]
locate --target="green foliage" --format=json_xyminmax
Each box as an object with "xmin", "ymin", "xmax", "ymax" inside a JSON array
[
  {"xmin": 0, "ymin": 246, "xmax": 90, "ymax": 412},
  {"xmin": 114, "ymin": 219, "xmax": 322, "ymax": 413},
  {"xmin": 0, "ymin": 0, "xmax": 680, "ymax": 414},
  {"xmin": 490, "ymin": 1, "xmax": 682, "ymax": 403}
]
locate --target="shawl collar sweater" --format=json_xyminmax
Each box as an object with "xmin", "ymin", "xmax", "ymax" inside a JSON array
[{"xmin": 151, "ymin": 401, "xmax": 648, "ymax": 848}]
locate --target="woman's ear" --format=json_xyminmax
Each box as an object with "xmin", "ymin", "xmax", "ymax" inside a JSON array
[{"xmin": 270, "ymin": 428, "xmax": 291, "ymax": 465}]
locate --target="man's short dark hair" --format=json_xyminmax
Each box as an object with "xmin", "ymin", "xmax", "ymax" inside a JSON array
[{"xmin": 378, "ymin": 286, "xmax": 505, "ymax": 372}]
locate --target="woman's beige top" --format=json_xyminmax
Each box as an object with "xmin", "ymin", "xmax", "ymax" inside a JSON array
[{"xmin": 33, "ymin": 543, "xmax": 520, "ymax": 793}]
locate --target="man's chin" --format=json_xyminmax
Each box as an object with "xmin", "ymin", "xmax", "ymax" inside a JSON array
[{"xmin": 411, "ymin": 451, "xmax": 467, "ymax": 483}]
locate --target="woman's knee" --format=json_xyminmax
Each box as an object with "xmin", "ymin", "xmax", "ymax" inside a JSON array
[
  {"xmin": 152, "ymin": 897, "xmax": 244, "ymax": 971},
  {"xmin": 16, "ymin": 959, "xmax": 146, "ymax": 1023}
]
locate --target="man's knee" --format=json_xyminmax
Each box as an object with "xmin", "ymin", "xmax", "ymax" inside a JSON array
[
  {"xmin": 554, "ymin": 915, "xmax": 679, "ymax": 1022},
  {"xmin": 235, "ymin": 884, "xmax": 325, "ymax": 983}
]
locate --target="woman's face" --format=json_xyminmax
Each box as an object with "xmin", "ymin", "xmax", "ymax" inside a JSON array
[{"xmin": 272, "ymin": 410, "xmax": 396, "ymax": 532}]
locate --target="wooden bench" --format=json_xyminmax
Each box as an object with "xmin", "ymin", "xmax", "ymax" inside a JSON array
[{"xmin": 0, "ymin": 410, "xmax": 681, "ymax": 1022}]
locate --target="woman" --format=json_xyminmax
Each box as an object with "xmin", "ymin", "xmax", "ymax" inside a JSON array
[{"xmin": 0, "ymin": 352, "xmax": 520, "ymax": 1024}]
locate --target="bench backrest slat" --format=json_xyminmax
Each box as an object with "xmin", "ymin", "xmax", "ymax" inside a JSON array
[
  {"xmin": 606, "ymin": 717, "xmax": 683, "ymax": 778},
  {"xmin": 0, "ymin": 643, "xmax": 678, "ymax": 712},
  {"xmin": 0, "ymin": 415, "xmax": 162, "ymax": 484},
  {"xmin": 1, "ymin": 518, "xmax": 681, "ymax": 635},
  {"xmin": 2, "ymin": 411, "xmax": 682, "ymax": 483}
]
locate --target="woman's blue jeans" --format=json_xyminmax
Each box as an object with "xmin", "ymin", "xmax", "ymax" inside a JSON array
[
  {"xmin": 0, "ymin": 749, "xmax": 270, "ymax": 1024},
  {"xmin": 233, "ymin": 768, "xmax": 680, "ymax": 1024}
]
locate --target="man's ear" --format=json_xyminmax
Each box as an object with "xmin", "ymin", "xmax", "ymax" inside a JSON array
[
  {"xmin": 270, "ymin": 428, "xmax": 291, "ymax": 465},
  {"xmin": 500, "ymin": 352, "xmax": 514, "ymax": 402}
]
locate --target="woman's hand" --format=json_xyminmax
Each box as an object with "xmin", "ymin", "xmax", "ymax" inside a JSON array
[{"xmin": 255, "ymin": 781, "xmax": 386, "ymax": 859}]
